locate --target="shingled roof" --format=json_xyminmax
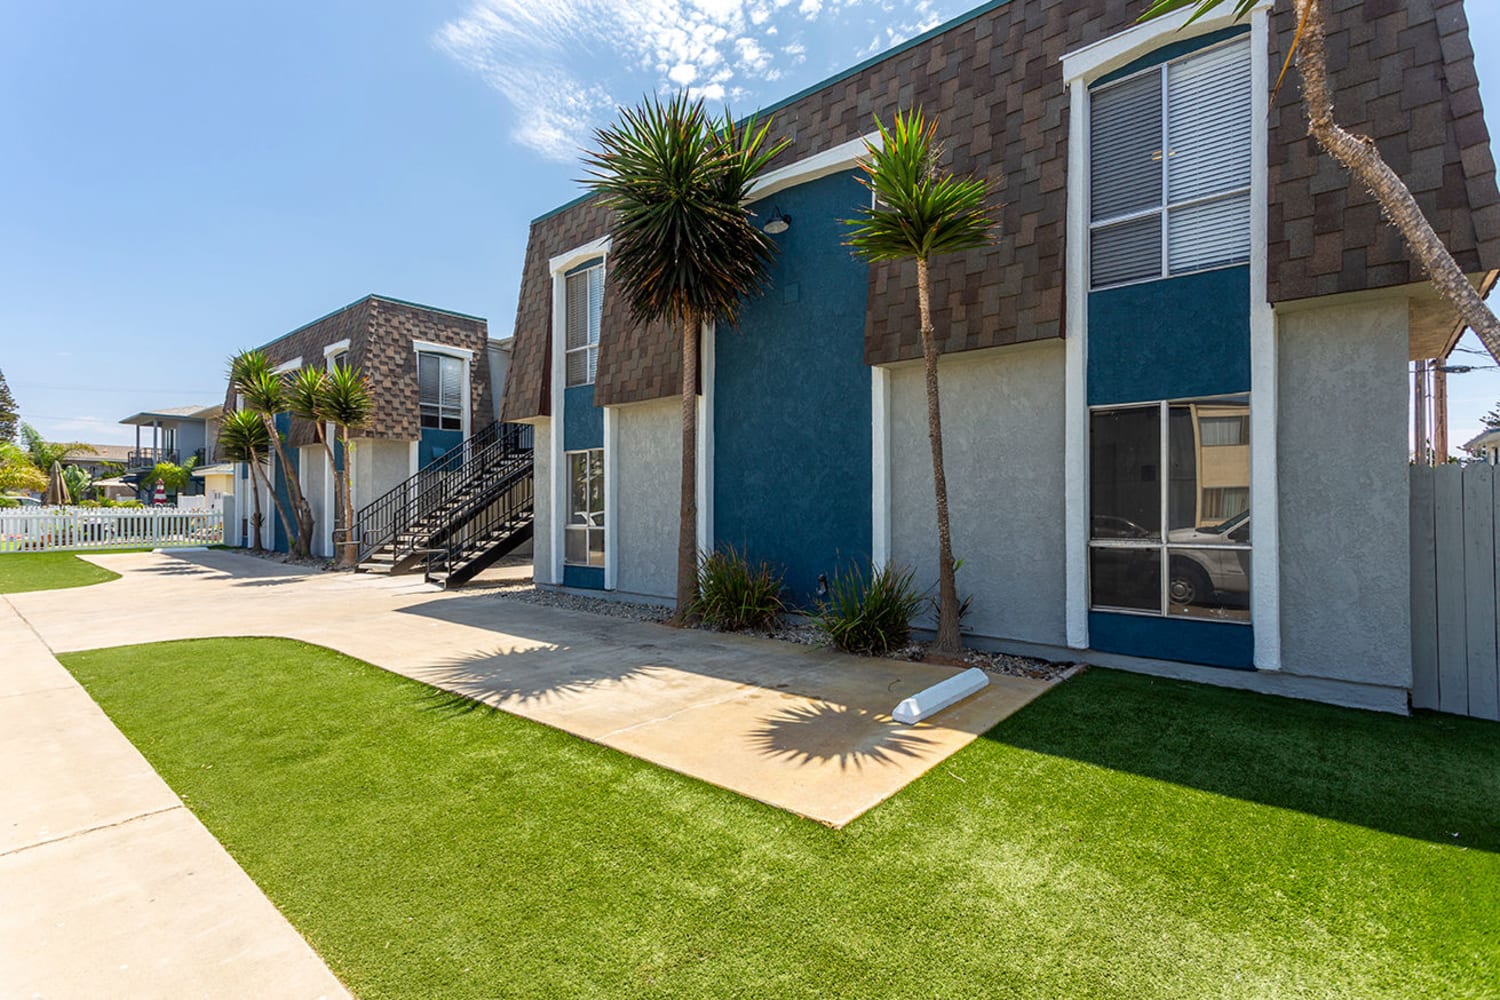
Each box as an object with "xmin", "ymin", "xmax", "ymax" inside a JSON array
[{"xmin": 502, "ymin": 0, "xmax": 1500, "ymax": 422}]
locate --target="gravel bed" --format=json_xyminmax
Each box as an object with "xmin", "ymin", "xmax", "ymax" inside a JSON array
[{"xmin": 481, "ymin": 583, "xmax": 1080, "ymax": 682}]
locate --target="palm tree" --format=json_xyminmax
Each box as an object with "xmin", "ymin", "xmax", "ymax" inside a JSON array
[
  {"xmin": 316, "ymin": 363, "xmax": 373, "ymax": 568},
  {"xmin": 218, "ymin": 409, "xmax": 272, "ymax": 551},
  {"xmin": 585, "ymin": 93, "xmax": 787, "ymax": 618},
  {"xmin": 288, "ymin": 366, "xmax": 341, "ymax": 558},
  {"xmin": 230, "ymin": 349, "xmax": 314, "ymax": 557},
  {"xmin": 19, "ymin": 423, "xmax": 95, "ymax": 473},
  {"xmin": 1141, "ymin": 0, "xmax": 1500, "ymax": 363},
  {"xmin": 844, "ymin": 110, "xmax": 997, "ymax": 654}
]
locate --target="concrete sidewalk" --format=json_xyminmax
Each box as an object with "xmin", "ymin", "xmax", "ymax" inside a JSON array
[
  {"xmin": 8, "ymin": 549, "xmax": 1059, "ymax": 828},
  {"xmin": 0, "ymin": 598, "xmax": 349, "ymax": 1000}
]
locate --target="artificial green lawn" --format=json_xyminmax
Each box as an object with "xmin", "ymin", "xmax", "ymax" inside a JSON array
[
  {"xmin": 0, "ymin": 549, "xmax": 147, "ymax": 593},
  {"xmin": 62, "ymin": 637, "xmax": 1500, "ymax": 999}
]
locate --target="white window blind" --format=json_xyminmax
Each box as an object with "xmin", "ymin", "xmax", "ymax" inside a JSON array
[
  {"xmin": 1089, "ymin": 37, "xmax": 1253, "ymax": 289},
  {"xmin": 418, "ymin": 352, "xmax": 463, "ymax": 430},
  {"xmin": 565, "ymin": 264, "xmax": 603, "ymax": 387}
]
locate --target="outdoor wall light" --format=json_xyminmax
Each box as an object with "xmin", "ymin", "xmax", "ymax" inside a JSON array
[
  {"xmin": 815, "ymin": 572, "xmax": 829, "ymax": 599},
  {"xmin": 762, "ymin": 209, "xmax": 791, "ymax": 235}
]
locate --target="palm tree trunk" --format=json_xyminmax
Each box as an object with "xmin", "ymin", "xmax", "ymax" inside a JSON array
[
  {"xmin": 1293, "ymin": 0, "xmax": 1500, "ymax": 360},
  {"xmin": 916, "ymin": 258, "xmax": 963, "ymax": 653},
  {"xmin": 674, "ymin": 312, "xmax": 700, "ymax": 623},
  {"xmin": 247, "ymin": 455, "xmax": 279, "ymax": 552},
  {"xmin": 338, "ymin": 426, "xmax": 358, "ymax": 569},
  {"xmin": 313, "ymin": 422, "xmax": 340, "ymax": 562},
  {"xmin": 259, "ymin": 413, "xmax": 314, "ymax": 558}
]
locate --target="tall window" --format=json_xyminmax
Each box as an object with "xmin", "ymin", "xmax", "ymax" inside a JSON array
[
  {"xmin": 418, "ymin": 352, "xmax": 463, "ymax": 430},
  {"xmin": 565, "ymin": 262, "xmax": 604, "ymax": 387},
  {"xmin": 1089, "ymin": 395, "xmax": 1251, "ymax": 622},
  {"xmin": 1089, "ymin": 37, "xmax": 1253, "ymax": 289},
  {"xmin": 565, "ymin": 449, "xmax": 604, "ymax": 567}
]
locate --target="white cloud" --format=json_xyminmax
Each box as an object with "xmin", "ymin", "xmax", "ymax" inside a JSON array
[{"xmin": 435, "ymin": 0, "xmax": 962, "ymax": 161}]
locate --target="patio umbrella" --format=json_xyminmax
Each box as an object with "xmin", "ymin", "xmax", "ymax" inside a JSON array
[
  {"xmin": 43, "ymin": 461, "xmax": 71, "ymax": 506},
  {"xmin": 153, "ymin": 478, "xmax": 167, "ymax": 505}
]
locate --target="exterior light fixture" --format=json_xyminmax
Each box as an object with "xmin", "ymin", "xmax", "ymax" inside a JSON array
[
  {"xmin": 762, "ymin": 210, "xmax": 791, "ymax": 235},
  {"xmin": 815, "ymin": 572, "xmax": 829, "ymax": 599}
]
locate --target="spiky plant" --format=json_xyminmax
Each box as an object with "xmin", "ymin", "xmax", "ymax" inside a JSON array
[
  {"xmin": 218, "ymin": 408, "xmax": 271, "ymax": 550},
  {"xmin": 317, "ymin": 363, "xmax": 373, "ymax": 567},
  {"xmin": 844, "ymin": 109, "xmax": 996, "ymax": 653},
  {"xmin": 230, "ymin": 349, "xmax": 313, "ymax": 557},
  {"xmin": 585, "ymin": 93, "xmax": 787, "ymax": 620}
]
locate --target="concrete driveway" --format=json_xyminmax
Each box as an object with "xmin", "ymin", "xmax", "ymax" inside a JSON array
[{"xmin": 10, "ymin": 549, "xmax": 1058, "ymax": 826}]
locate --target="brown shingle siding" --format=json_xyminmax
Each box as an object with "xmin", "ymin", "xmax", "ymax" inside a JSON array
[
  {"xmin": 224, "ymin": 295, "xmax": 490, "ymax": 449},
  {"xmin": 501, "ymin": 0, "xmax": 1500, "ymax": 419}
]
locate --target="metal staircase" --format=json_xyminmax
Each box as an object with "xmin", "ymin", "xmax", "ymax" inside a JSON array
[{"xmin": 353, "ymin": 421, "xmax": 534, "ymax": 588}]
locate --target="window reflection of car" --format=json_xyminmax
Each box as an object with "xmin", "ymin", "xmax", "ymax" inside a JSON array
[
  {"xmin": 1167, "ymin": 512, "xmax": 1250, "ymax": 609},
  {"xmin": 1091, "ymin": 515, "xmax": 1153, "ymax": 539}
]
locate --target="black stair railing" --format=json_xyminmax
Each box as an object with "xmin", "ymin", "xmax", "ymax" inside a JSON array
[
  {"xmin": 352, "ymin": 421, "xmax": 533, "ymax": 562},
  {"xmin": 424, "ymin": 455, "xmax": 535, "ymax": 586}
]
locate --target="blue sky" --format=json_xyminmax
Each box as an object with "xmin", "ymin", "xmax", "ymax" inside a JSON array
[{"xmin": 2, "ymin": 0, "xmax": 1499, "ymax": 448}]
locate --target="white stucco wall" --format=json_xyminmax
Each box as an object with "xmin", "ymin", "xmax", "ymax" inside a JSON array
[
  {"xmin": 531, "ymin": 419, "xmax": 554, "ymax": 587},
  {"xmin": 613, "ymin": 398, "xmax": 681, "ymax": 600},
  {"xmin": 889, "ymin": 341, "xmax": 1068, "ymax": 647},
  {"xmin": 299, "ymin": 445, "xmax": 331, "ymax": 558},
  {"xmin": 350, "ymin": 438, "xmax": 413, "ymax": 515},
  {"xmin": 1277, "ymin": 297, "xmax": 1412, "ymax": 692}
]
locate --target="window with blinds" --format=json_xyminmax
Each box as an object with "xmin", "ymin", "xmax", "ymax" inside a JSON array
[
  {"xmin": 1089, "ymin": 38, "xmax": 1253, "ymax": 289},
  {"xmin": 565, "ymin": 262, "xmax": 604, "ymax": 387},
  {"xmin": 418, "ymin": 352, "xmax": 464, "ymax": 430}
]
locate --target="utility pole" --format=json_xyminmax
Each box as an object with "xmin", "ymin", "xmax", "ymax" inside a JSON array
[{"xmin": 1414, "ymin": 359, "xmax": 1429, "ymax": 466}]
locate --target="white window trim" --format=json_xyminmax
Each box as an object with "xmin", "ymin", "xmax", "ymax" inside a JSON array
[
  {"xmin": 1087, "ymin": 396, "xmax": 1253, "ymax": 623},
  {"xmin": 1062, "ymin": 5, "xmax": 1278, "ymax": 667},
  {"xmin": 322, "ymin": 339, "xmax": 351, "ymax": 361},
  {"xmin": 563, "ymin": 262, "xmax": 604, "ymax": 388},
  {"xmin": 1087, "ymin": 35, "xmax": 1255, "ymax": 291},
  {"xmin": 562, "ymin": 447, "xmax": 606, "ymax": 569},
  {"xmin": 745, "ymin": 131, "xmax": 882, "ymax": 204},
  {"xmin": 272, "ymin": 357, "xmax": 303, "ymax": 374},
  {"xmin": 412, "ymin": 342, "xmax": 471, "ymax": 439},
  {"xmin": 549, "ymin": 235, "xmax": 612, "ymax": 585}
]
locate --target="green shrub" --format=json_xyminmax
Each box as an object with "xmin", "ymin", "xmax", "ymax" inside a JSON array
[
  {"xmin": 690, "ymin": 545, "xmax": 785, "ymax": 631},
  {"xmin": 0, "ymin": 496, "xmax": 19, "ymax": 508},
  {"xmin": 813, "ymin": 561, "xmax": 926, "ymax": 655}
]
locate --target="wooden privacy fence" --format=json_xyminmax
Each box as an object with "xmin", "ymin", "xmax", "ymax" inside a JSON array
[
  {"xmin": 0, "ymin": 507, "xmax": 223, "ymax": 554},
  {"xmin": 1410, "ymin": 464, "xmax": 1500, "ymax": 720}
]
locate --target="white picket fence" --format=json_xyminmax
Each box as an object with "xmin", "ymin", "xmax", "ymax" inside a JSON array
[{"xmin": 0, "ymin": 507, "xmax": 224, "ymax": 553}]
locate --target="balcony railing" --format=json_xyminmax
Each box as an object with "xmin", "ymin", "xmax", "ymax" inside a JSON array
[{"xmin": 127, "ymin": 448, "xmax": 179, "ymax": 469}]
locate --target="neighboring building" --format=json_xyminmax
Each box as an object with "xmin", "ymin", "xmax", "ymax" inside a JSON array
[
  {"xmin": 1462, "ymin": 426, "xmax": 1500, "ymax": 464},
  {"xmin": 223, "ymin": 294, "xmax": 501, "ymax": 557},
  {"xmin": 500, "ymin": 1, "xmax": 1500, "ymax": 712},
  {"xmin": 58, "ymin": 443, "xmax": 133, "ymax": 479},
  {"xmin": 118, "ymin": 404, "xmax": 223, "ymax": 500}
]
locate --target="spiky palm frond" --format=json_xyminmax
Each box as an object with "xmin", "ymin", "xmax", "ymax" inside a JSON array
[
  {"xmin": 844, "ymin": 110, "xmax": 996, "ymax": 264},
  {"xmin": 287, "ymin": 367, "xmax": 329, "ymax": 423},
  {"xmin": 583, "ymin": 93, "xmax": 788, "ymax": 329},
  {"xmin": 217, "ymin": 409, "xmax": 270, "ymax": 464},
  {"xmin": 229, "ymin": 349, "xmax": 287, "ymax": 416},
  {"xmin": 319, "ymin": 364, "xmax": 373, "ymax": 432},
  {"xmin": 19, "ymin": 422, "xmax": 96, "ymax": 471}
]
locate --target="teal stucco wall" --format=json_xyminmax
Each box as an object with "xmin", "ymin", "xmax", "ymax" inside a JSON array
[{"xmin": 714, "ymin": 170, "xmax": 872, "ymax": 606}]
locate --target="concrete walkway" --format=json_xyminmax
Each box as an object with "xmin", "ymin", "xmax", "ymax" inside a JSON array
[
  {"xmin": 8, "ymin": 549, "xmax": 1058, "ymax": 828},
  {"xmin": 0, "ymin": 597, "xmax": 350, "ymax": 1000}
]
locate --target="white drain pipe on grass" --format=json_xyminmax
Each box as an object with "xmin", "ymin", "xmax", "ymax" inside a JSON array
[{"xmin": 892, "ymin": 667, "xmax": 989, "ymax": 725}]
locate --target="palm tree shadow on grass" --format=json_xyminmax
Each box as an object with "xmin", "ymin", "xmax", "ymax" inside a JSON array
[
  {"xmin": 985, "ymin": 669, "xmax": 1500, "ymax": 852},
  {"xmin": 747, "ymin": 701, "xmax": 936, "ymax": 771}
]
